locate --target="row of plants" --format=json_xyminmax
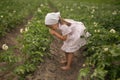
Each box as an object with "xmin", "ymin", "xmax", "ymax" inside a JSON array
[
  {"xmin": 50, "ymin": 0, "xmax": 120, "ymax": 80},
  {"xmin": 0, "ymin": 0, "xmax": 53, "ymax": 79},
  {"xmin": 0, "ymin": 0, "xmax": 42, "ymax": 37},
  {"xmin": 1, "ymin": 0, "xmax": 120, "ymax": 79},
  {"xmin": 15, "ymin": 2, "xmax": 52, "ymax": 77}
]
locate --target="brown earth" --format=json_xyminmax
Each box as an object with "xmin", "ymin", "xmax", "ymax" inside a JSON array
[{"xmin": 25, "ymin": 39, "xmax": 88, "ymax": 80}]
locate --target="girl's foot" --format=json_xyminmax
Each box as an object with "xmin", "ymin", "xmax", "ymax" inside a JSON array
[
  {"xmin": 61, "ymin": 66, "xmax": 70, "ymax": 70},
  {"xmin": 60, "ymin": 60, "xmax": 67, "ymax": 64}
]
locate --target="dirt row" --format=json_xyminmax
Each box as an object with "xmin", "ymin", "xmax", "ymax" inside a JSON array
[
  {"xmin": 0, "ymin": 15, "xmax": 33, "ymax": 80},
  {"xmin": 25, "ymin": 39, "xmax": 87, "ymax": 80}
]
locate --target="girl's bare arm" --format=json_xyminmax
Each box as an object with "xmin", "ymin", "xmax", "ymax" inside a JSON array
[{"xmin": 49, "ymin": 29, "xmax": 67, "ymax": 41}]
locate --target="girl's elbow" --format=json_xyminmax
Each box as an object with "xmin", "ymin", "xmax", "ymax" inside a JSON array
[
  {"xmin": 62, "ymin": 38, "xmax": 66, "ymax": 41},
  {"xmin": 62, "ymin": 37, "xmax": 67, "ymax": 41}
]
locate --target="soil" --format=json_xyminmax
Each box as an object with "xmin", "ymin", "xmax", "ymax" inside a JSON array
[{"xmin": 25, "ymin": 39, "xmax": 87, "ymax": 80}]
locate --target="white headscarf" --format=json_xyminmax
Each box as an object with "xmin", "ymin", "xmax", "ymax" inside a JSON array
[{"xmin": 45, "ymin": 12, "xmax": 60, "ymax": 25}]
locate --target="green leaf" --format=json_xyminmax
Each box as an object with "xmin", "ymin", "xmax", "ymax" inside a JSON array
[
  {"xmin": 91, "ymin": 67, "xmax": 108, "ymax": 80},
  {"xmin": 78, "ymin": 67, "xmax": 90, "ymax": 80},
  {"xmin": 117, "ymin": 78, "xmax": 120, "ymax": 80},
  {"xmin": 110, "ymin": 45, "xmax": 120, "ymax": 57}
]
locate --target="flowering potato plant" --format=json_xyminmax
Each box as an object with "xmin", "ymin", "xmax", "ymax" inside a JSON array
[
  {"xmin": 50, "ymin": 0, "xmax": 120, "ymax": 80},
  {"xmin": 0, "ymin": 0, "xmax": 120, "ymax": 79},
  {"xmin": 0, "ymin": 0, "xmax": 42, "ymax": 37},
  {"xmin": 0, "ymin": 0, "xmax": 52, "ymax": 78},
  {"xmin": 14, "ymin": 2, "xmax": 53, "ymax": 76}
]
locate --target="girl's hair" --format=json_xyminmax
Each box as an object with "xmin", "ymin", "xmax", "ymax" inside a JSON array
[{"xmin": 59, "ymin": 17, "xmax": 71, "ymax": 26}]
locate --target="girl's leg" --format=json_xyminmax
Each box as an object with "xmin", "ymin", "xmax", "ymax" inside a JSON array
[
  {"xmin": 61, "ymin": 53, "xmax": 74, "ymax": 70},
  {"xmin": 60, "ymin": 52, "xmax": 68, "ymax": 64}
]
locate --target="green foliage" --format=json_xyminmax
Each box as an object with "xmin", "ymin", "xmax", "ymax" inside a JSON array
[
  {"xmin": 14, "ymin": 1, "xmax": 53, "ymax": 77},
  {"xmin": 0, "ymin": 0, "xmax": 52, "ymax": 78},
  {"xmin": 0, "ymin": 0, "xmax": 120, "ymax": 79},
  {"xmin": 91, "ymin": 67, "xmax": 108, "ymax": 80},
  {"xmin": 0, "ymin": 48, "xmax": 21, "ymax": 63},
  {"xmin": 0, "ymin": 0, "xmax": 42, "ymax": 37},
  {"xmin": 78, "ymin": 67, "xmax": 90, "ymax": 80},
  {"xmin": 49, "ymin": 0, "xmax": 120, "ymax": 80},
  {"xmin": 14, "ymin": 63, "xmax": 36, "ymax": 75}
]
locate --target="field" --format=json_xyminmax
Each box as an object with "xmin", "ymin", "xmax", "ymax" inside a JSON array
[
  {"xmin": 0, "ymin": 0, "xmax": 120, "ymax": 80},
  {"xmin": 0, "ymin": 0, "xmax": 42, "ymax": 37}
]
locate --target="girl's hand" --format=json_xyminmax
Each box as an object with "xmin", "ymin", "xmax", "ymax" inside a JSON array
[
  {"xmin": 49, "ymin": 29, "xmax": 56, "ymax": 35},
  {"xmin": 49, "ymin": 29, "xmax": 67, "ymax": 41}
]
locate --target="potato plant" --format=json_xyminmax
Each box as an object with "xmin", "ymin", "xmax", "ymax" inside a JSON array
[
  {"xmin": 0, "ymin": 0, "xmax": 120, "ymax": 79},
  {"xmin": 0, "ymin": 0, "xmax": 52, "ymax": 78},
  {"xmin": 50, "ymin": 0, "xmax": 120, "ymax": 80},
  {"xmin": 14, "ymin": 1, "xmax": 53, "ymax": 76},
  {"xmin": 0, "ymin": 0, "xmax": 42, "ymax": 37}
]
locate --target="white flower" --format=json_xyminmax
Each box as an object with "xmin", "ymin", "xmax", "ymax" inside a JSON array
[
  {"xmin": 94, "ymin": 30, "xmax": 97, "ymax": 33},
  {"xmin": 2, "ymin": 44, "xmax": 8, "ymax": 50},
  {"xmin": 20, "ymin": 28, "xmax": 24, "ymax": 33},
  {"xmin": 91, "ymin": 9, "xmax": 95, "ymax": 14},
  {"xmin": 112, "ymin": 11, "xmax": 117, "ymax": 15},
  {"xmin": 91, "ymin": 15, "xmax": 94, "ymax": 18},
  {"xmin": 33, "ymin": 41, "xmax": 35, "ymax": 44},
  {"xmin": 13, "ymin": 10, "xmax": 16, "ymax": 13},
  {"xmin": 25, "ymin": 27, "xmax": 29, "ymax": 32},
  {"xmin": 94, "ymin": 29, "xmax": 100, "ymax": 33},
  {"xmin": 82, "ymin": 64, "xmax": 86, "ymax": 67},
  {"xmin": 70, "ymin": 8, "xmax": 73, "ymax": 11},
  {"xmin": 1, "ymin": 15, "xmax": 3, "ymax": 18},
  {"xmin": 38, "ymin": 8, "xmax": 42, "ymax": 13},
  {"xmin": 104, "ymin": 48, "xmax": 109, "ymax": 52},
  {"xmin": 40, "ymin": 4, "xmax": 44, "ymax": 7},
  {"xmin": 110, "ymin": 29, "xmax": 116, "ymax": 33},
  {"xmin": 28, "ymin": 21, "xmax": 31, "ymax": 24},
  {"xmin": 93, "ymin": 22, "xmax": 98, "ymax": 27},
  {"xmin": 97, "ymin": 30, "xmax": 100, "ymax": 33}
]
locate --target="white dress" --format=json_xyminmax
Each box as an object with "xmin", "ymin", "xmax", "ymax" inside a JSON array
[{"xmin": 58, "ymin": 19, "xmax": 90, "ymax": 53}]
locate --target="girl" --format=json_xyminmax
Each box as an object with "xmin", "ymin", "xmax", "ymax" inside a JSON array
[{"xmin": 45, "ymin": 12, "xmax": 90, "ymax": 70}]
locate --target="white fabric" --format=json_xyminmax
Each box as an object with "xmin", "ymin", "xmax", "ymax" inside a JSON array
[
  {"xmin": 59, "ymin": 19, "xmax": 90, "ymax": 53},
  {"xmin": 59, "ymin": 24, "xmax": 72, "ymax": 36},
  {"xmin": 84, "ymin": 32, "xmax": 91, "ymax": 38},
  {"xmin": 45, "ymin": 12, "xmax": 60, "ymax": 25}
]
